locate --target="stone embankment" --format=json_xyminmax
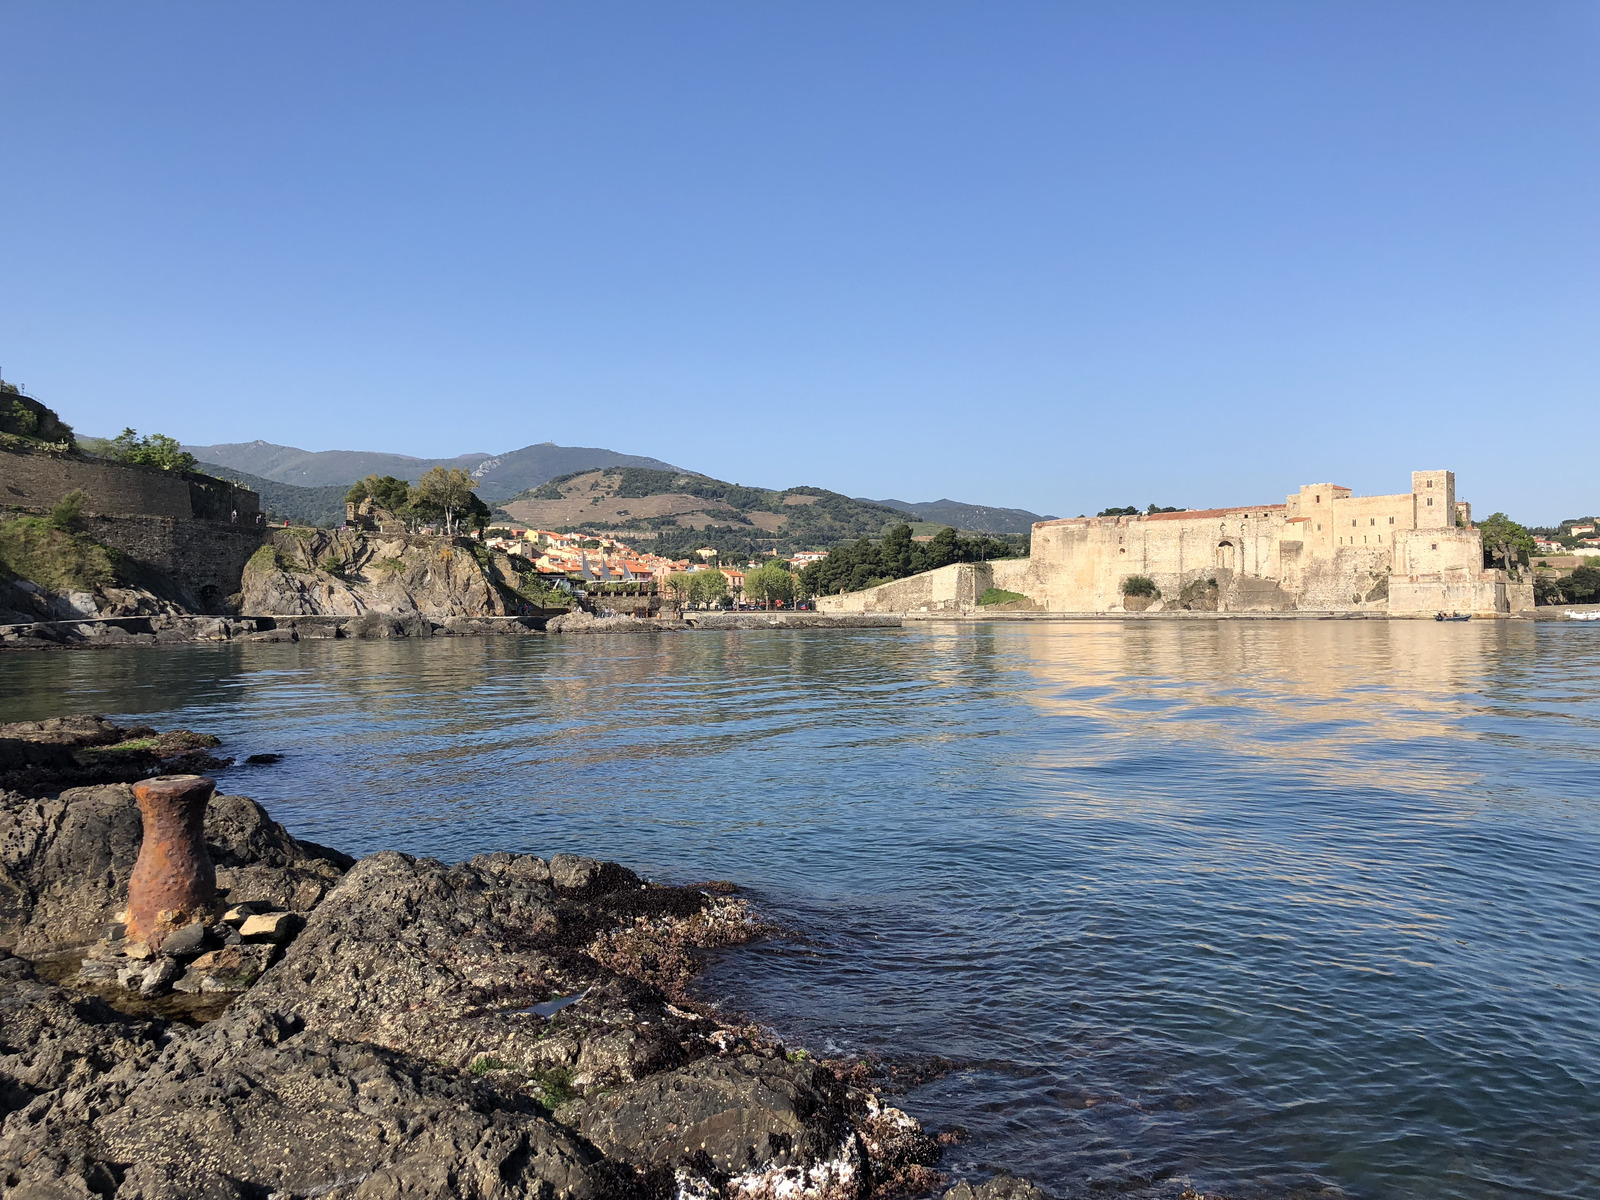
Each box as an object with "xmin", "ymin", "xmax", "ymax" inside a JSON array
[
  {"xmin": 547, "ymin": 611, "xmax": 902, "ymax": 634},
  {"xmin": 0, "ymin": 719, "xmax": 1072, "ymax": 1200}
]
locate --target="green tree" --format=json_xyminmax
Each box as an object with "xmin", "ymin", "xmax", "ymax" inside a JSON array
[
  {"xmin": 345, "ymin": 474, "xmax": 411, "ymax": 511},
  {"xmin": 107, "ymin": 428, "xmax": 197, "ymax": 472},
  {"xmin": 688, "ymin": 570, "xmax": 729, "ymax": 608},
  {"xmin": 1479, "ymin": 512, "xmax": 1534, "ymax": 573},
  {"xmin": 663, "ymin": 571, "xmax": 695, "ymax": 613},
  {"xmin": 1120, "ymin": 575, "xmax": 1159, "ymax": 598},
  {"xmin": 1566, "ymin": 562, "xmax": 1600, "ymax": 603},
  {"xmin": 745, "ymin": 562, "xmax": 796, "ymax": 609},
  {"xmin": 413, "ymin": 466, "xmax": 479, "ymax": 536}
]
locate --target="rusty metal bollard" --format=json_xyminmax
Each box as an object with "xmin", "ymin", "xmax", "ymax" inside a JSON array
[{"xmin": 126, "ymin": 775, "xmax": 217, "ymax": 949}]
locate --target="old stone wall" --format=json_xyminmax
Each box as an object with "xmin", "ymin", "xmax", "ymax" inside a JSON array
[
  {"xmin": 1, "ymin": 445, "xmax": 259, "ymax": 522},
  {"xmin": 816, "ymin": 558, "xmax": 1037, "ymax": 614},
  {"xmin": 80, "ymin": 516, "xmax": 265, "ymax": 609}
]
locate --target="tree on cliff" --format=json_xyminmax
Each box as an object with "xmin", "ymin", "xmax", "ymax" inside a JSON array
[
  {"xmin": 346, "ymin": 475, "xmax": 411, "ymax": 511},
  {"xmin": 1479, "ymin": 513, "xmax": 1534, "ymax": 573},
  {"xmin": 106, "ymin": 429, "xmax": 196, "ymax": 473},
  {"xmin": 412, "ymin": 467, "xmax": 479, "ymax": 536}
]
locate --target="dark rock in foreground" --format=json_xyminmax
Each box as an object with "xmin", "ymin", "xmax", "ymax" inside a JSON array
[{"xmin": 0, "ymin": 769, "xmax": 972, "ymax": 1200}]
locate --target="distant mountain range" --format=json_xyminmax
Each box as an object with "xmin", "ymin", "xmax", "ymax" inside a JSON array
[
  {"xmin": 194, "ymin": 462, "xmax": 351, "ymax": 527},
  {"xmin": 181, "ymin": 439, "xmax": 681, "ymax": 503},
  {"xmin": 869, "ymin": 498, "xmax": 1055, "ymax": 535},
  {"xmin": 177, "ymin": 437, "xmax": 1049, "ymax": 537}
]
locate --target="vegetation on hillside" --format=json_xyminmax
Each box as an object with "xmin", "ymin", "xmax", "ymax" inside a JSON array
[
  {"xmin": 1535, "ymin": 562, "xmax": 1600, "ymax": 605},
  {"xmin": 511, "ymin": 468, "xmax": 915, "ymax": 556},
  {"xmin": 0, "ymin": 492, "xmax": 125, "ymax": 592},
  {"xmin": 978, "ymin": 587, "xmax": 1027, "ymax": 606},
  {"xmin": 345, "ymin": 471, "xmax": 492, "ymax": 535},
  {"xmin": 103, "ymin": 428, "xmax": 197, "ymax": 473},
  {"xmin": 798, "ymin": 524, "xmax": 1027, "ymax": 596},
  {"xmin": 0, "ymin": 389, "xmax": 76, "ymax": 448},
  {"xmin": 1478, "ymin": 513, "xmax": 1535, "ymax": 572}
]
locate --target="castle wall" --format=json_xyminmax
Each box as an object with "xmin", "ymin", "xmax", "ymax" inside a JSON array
[
  {"xmin": 1, "ymin": 446, "xmax": 259, "ymax": 522},
  {"xmin": 2, "ymin": 445, "xmax": 264, "ymax": 610},
  {"xmin": 76, "ymin": 516, "xmax": 266, "ymax": 610}
]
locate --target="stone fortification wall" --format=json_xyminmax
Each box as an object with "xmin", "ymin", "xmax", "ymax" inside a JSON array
[
  {"xmin": 81, "ymin": 515, "xmax": 267, "ymax": 609},
  {"xmin": 3, "ymin": 444, "xmax": 265, "ymax": 610},
  {"xmin": 1028, "ymin": 507, "xmax": 1289, "ymax": 612},
  {"xmin": 1, "ymin": 445, "xmax": 259, "ymax": 522},
  {"xmin": 815, "ymin": 558, "xmax": 1036, "ymax": 614},
  {"xmin": 818, "ymin": 469, "xmax": 1532, "ymax": 617}
]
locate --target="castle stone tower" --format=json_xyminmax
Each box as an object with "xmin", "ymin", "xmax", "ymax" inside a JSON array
[{"xmin": 1412, "ymin": 470, "xmax": 1455, "ymax": 528}]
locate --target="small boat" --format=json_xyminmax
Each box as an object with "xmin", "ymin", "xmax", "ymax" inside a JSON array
[
  {"xmin": 1434, "ymin": 612, "xmax": 1471, "ymax": 622},
  {"xmin": 1565, "ymin": 610, "xmax": 1600, "ymax": 622}
]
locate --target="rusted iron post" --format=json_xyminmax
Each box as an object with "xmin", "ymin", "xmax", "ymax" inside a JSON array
[{"xmin": 126, "ymin": 775, "xmax": 217, "ymax": 949}]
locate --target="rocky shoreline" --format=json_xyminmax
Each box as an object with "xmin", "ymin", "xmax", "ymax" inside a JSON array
[
  {"xmin": 0, "ymin": 611, "xmax": 902, "ymax": 650},
  {"xmin": 0, "ymin": 718, "xmax": 1037, "ymax": 1200}
]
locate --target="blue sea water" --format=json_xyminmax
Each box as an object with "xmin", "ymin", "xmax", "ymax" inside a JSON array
[{"xmin": 3, "ymin": 621, "xmax": 1597, "ymax": 1199}]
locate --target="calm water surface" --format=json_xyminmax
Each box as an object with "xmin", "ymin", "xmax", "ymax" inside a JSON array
[{"xmin": 3, "ymin": 622, "xmax": 1598, "ymax": 1200}]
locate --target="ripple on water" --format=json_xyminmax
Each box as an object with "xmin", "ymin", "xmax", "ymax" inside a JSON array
[{"xmin": 2, "ymin": 622, "xmax": 1599, "ymax": 1199}]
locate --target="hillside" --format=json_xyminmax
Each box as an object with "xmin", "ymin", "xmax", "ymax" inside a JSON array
[
  {"xmin": 182, "ymin": 439, "xmax": 681, "ymax": 502},
  {"xmin": 871, "ymin": 497, "xmax": 1054, "ymax": 535},
  {"xmin": 500, "ymin": 468, "xmax": 914, "ymax": 558},
  {"xmin": 195, "ymin": 463, "xmax": 349, "ymax": 527}
]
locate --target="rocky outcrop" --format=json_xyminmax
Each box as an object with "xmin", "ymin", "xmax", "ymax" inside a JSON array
[
  {"xmin": 0, "ymin": 785, "xmax": 934, "ymax": 1200},
  {"xmin": 241, "ymin": 528, "xmax": 509, "ymax": 619},
  {"xmin": 0, "ymin": 767, "xmax": 349, "ymax": 956},
  {"xmin": 0, "ymin": 715, "xmax": 229, "ymax": 797},
  {"xmin": 0, "ymin": 574, "xmax": 193, "ymax": 627}
]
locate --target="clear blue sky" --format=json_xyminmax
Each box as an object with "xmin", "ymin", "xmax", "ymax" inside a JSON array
[{"xmin": 2, "ymin": 4, "xmax": 1595, "ymax": 522}]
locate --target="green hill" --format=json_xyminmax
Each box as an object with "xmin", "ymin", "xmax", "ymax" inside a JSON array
[
  {"xmin": 195, "ymin": 463, "xmax": 350, "ymax": 527},
  {"xmin": 501, "ymin": 467, "xmax": 917, "ymax": 558}
]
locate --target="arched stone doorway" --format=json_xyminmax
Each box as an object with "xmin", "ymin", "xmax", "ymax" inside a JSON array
[{"xmin": 1215, "ymin": 541, "xmax": 1236, "ymax": 571}]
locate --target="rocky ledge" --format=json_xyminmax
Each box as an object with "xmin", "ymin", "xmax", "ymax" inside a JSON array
[{"xmin": 0, "ymin": 727, "xmax": 1031, "ymax": 1200}]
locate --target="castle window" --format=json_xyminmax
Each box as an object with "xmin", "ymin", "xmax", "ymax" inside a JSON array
[
  {"xmin": 1316, "ymin": 495, "xmax": 1321, "ymax": 503},
  {"xmin": 1317, "ymin": 524, "xmax": 1322, "ymax": 531},
  {"xmin": 1427, "ymin": 498, "xmax": 1433, "ymax": 506},
  {"xmin": 1431, "ymin": 543, "xmax": 1438, "ymax": 550},
  {"xmin": 1370, "ymin": 518, "xmax": 1376, "ymax": 526},
  {"xmin": 1389, "ymin": 517, "xmax": 1394, "ymax": 525},
  {"xmin": 1427, "ymin": 480, "xmax": 1434, "ymax": 488}
]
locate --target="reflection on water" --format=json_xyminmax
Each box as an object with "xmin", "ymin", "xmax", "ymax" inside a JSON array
[{"xmin": 3, "ymin": 622, "xmax": 1598, "ymax": 1200}]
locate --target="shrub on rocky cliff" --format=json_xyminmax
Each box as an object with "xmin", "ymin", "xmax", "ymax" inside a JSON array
[
  {"xmin": 1120, "ymin": 575, "xmax": 1158, "ymax": 598},
  {"xmin": 0, "ymin": 516, "xmax": 122, "ymax": 592}
]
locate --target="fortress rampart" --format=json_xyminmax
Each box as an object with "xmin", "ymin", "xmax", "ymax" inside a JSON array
[
  {"xmin": 2, "ymin": 444, "xmax": 265, "ymax": 606},
  {"xmin": 818, "ymin": 470, "xmax": 1533, "ymax": 617}
]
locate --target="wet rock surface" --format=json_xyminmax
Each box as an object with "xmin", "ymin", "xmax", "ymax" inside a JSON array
[{"xmin": 0, "ymin": 771, "xmax": 1020, "ymax": 1200}]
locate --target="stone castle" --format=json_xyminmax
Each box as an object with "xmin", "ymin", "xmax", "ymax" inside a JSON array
[{"xmin": 818, "ymin": 470, "xmax": 1535, "ymax": 617}]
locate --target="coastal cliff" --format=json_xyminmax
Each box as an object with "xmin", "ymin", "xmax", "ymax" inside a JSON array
[{"xmin": 240, "ymin": 528, "xmax": 512, "ymax": 619}]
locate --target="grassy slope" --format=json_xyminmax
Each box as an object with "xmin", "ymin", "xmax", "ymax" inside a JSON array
[{"xmin": 500, "ymin": 468, "xmax": 914, "ymax": 556}]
